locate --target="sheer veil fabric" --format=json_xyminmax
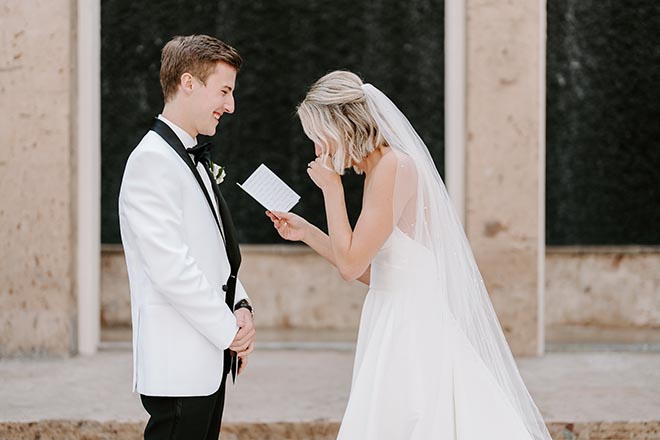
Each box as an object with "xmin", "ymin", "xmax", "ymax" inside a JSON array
[{"xmin": 361, "ymin": 83, "xmax": 551, "ymax": 440}]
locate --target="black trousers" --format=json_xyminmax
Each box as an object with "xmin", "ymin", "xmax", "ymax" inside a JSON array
[{"xmin": 140, "ymin": 354, "xmax": 231, "ymax": 440}]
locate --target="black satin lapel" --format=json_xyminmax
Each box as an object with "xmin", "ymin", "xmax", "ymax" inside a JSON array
[
  {"xmin": 150, "ymin": 118, "xmax": 223, "ymax": 235},
  {"xmin": 205, "ymin": 168, "xmax": 242, "ymax": 271}
]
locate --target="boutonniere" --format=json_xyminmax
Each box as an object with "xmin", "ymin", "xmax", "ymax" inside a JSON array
[{"xmin": 210, "ymin": 161, "xmax": 226, "ymax": 184}]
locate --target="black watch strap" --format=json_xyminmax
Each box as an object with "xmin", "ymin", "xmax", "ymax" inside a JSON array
[{"xmin": 235, "ymin": 299, "xmax": 253, "ymax": 315}]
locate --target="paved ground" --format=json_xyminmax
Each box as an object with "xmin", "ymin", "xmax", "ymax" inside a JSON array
[{"xmin": 1, "ymin": 347, "xmax": 660, "ymax": 425}]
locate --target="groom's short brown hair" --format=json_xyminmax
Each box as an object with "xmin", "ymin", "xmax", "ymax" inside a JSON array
[{"xmin": 160, "ymin": 35, "xmax": 243, "ymax": 102}]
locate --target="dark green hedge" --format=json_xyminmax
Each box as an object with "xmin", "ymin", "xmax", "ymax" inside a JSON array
[
  {"xmin": 101, "ymin": 0, "xmax": 445, "ymax": 244},
  {"xmin": 546, "ymin": 1, "xmax": 660, "ymax": 245}
]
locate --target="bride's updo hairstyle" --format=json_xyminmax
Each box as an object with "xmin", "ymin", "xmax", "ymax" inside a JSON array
[{"xmin": 297, "ymin": 71, "xmax": 388, "ymax": 175}]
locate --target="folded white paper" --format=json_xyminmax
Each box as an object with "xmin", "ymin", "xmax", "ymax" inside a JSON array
[{"xmin": 237, "ymin": 164, "xmax": 300, "ymax": 212}]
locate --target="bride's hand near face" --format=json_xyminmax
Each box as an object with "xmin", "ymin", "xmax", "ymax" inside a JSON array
[
  {"xmin": 307, "ymin": 157, "xmax": 341, "ymax": 193},
  {"xmin": 266, "ymin": 211, "xmax": 309, "ymax": 242}
]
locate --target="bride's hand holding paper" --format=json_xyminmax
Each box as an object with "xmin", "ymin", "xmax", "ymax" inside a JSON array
[
  {"xmin": 234, "ymin": 163, "xmax": 310, "ymax": 242},
  {"xmin": 266, "ymin": 210, "xmax": 308, "ymax": 242},
  {"xmin": 267, "ymin": 155, "xmax": 341, "ymax": 243}
]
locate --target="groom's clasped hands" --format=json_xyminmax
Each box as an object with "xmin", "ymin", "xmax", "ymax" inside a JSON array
[{"xmin": 229, "ymin": 308, "xmax": 255, "ymax": 375}]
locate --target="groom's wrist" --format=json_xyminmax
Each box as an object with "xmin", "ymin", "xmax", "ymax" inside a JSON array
[{"xmin": 235, "ymin": 299, "xmax": 254, "ymax": 318}]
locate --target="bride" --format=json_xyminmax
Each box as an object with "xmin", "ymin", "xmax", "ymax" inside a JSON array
[{"xmin": 266, "ymin": 71, "xmax": 551, "ymax": 440}]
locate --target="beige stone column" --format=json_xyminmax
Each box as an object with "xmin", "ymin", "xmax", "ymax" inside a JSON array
[
  {"xmin": 465, "ymin": 0, "xmax": 546, "ymax": 356},
  {"xmin": 0, "ymin": 0, "xmax": 77, "ymax": 356}
]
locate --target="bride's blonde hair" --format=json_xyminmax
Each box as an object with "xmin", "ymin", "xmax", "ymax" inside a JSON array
[{"xmin": 297, "ymin": 71, "xmax": 387, "ymax": 174}]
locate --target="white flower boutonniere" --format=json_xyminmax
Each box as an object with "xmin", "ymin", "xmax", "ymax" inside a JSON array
[{"xmin": 210, "ymin": 161, "xmax": 226, "ymax": 185}]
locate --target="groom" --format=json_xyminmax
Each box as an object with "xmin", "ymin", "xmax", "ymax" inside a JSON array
[{"xmin": 118, "ymin": 35, "xmax": 255, "ymax": 440}]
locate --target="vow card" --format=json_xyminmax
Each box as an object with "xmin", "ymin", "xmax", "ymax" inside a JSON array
[{"xmin": 237, "ymin": 164, "xmax": 300, "ymax": 213}]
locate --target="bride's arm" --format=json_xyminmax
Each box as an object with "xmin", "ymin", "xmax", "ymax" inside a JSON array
[
  {"xmin": 266, "ymin": 210, "xmax": 372, "ymax": 285},
  {"xmin": 302, "ymin": 222, "xmax": 371, "ymax": 285},
  {"xmin": 313, "ymin": 154, "xmax": 397, "ymax": 281}
]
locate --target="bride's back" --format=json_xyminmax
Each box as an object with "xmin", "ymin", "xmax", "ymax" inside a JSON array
[{"xmin": 368, "ymin": 149, "xmax": 443, "ymax": 296}]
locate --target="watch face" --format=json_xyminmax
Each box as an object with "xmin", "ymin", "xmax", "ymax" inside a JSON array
[{"xmin": 236, "ymin": 300, "xmax": 253, "ymax": 313}]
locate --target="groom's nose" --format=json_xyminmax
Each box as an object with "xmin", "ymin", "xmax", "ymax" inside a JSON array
[{"xmin": 224, "ymin": 96, "xmax": 235, "ymax": 114}]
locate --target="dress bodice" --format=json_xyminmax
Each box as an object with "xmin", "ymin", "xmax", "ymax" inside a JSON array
[{"xmin": 369, "ymin": 227, "xmax": 439, "ymax": 293}]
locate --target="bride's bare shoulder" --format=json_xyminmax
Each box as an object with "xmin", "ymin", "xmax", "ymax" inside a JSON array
[
  {"xmin": 367, "ymin": 148, "xmax": 397, "ymax": 182},
  {"xmin": 370, "ymin": 148, "xmax": 416, "ymax": 182},
  {"xmin": 378, "ymin": 147, "xmax": 399, "ymax": 168},
  {"xmin": 388, "ymin": 149, "xmax": 417, "ymax": 178}
]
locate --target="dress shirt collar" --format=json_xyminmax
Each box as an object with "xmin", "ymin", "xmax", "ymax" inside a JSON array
[{"xmin": 157, "ymin": 114, "xmax": 197, "ymax": 149}]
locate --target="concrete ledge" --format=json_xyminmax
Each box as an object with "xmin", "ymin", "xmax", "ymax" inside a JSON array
[
  {"xmin": 1, "ymin": 420, "xmax": 659, "ymax": 440},
  {"xmin": 3, "ymin": 351, "xmax": 659, "ymax": 439},
  {"xmin": 548, "ymin": 422, "xmax": 660, "ymax": 440},
  {"xmin": 0, "ymin": 421, "xmax": 342, "ymax": 440}
]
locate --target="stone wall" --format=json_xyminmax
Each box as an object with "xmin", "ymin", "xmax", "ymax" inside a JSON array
[
  {"xmin": 101, "ymin": 246, "xmax": 367, "ymax": 331},
  {"xmin": 546, "ymin": 247, "xmax": 660, "ymax": 328},
  {"xmin": 465, "ymin": 0, "xmax": 544, "ymax": 355},
  {"xmin": 0, "ymin": 0, "xmax": 77, "ymax": 356},
  {"xmin": 102, "ymin": 247, "xmax": 660, "ymax": 334}
]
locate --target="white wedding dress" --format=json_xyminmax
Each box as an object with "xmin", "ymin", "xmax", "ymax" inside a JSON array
[
  {"xmin": 338, "ymin": 224, "xmax": 533, "ymax": 439},
  {"xmin": 336, "ymin": 84, "xmax": 551, "ymax": 440}
]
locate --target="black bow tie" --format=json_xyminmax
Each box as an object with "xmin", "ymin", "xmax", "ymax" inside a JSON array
[{"xmin": 187, "ymin": 141, "xmax": 213, "ymax": 167}]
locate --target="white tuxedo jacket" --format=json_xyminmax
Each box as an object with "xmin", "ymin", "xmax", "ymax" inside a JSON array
[{"xmin": 118, "ymin": 118, "xmax": 249, "ymax": 397}]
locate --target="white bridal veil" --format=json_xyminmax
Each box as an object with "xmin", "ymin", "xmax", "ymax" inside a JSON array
[{"xmin": 362, "ymin": 83, "xmax": 551, "ymax": 440}]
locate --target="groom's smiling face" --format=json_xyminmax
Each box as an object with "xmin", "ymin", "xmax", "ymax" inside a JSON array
[{"xmin": 188, "ymin": 61, "xmax": 237, "ymax": 137}]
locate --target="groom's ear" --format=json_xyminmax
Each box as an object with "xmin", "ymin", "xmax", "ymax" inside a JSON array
[{"xmin": 179, "ymin": 72, "xmax": 194, "ymax": 96}]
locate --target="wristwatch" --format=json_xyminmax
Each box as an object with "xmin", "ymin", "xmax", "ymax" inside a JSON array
[{"xmin": 234, "ymin": 299, "xmax": 254, "ymax": 318}]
